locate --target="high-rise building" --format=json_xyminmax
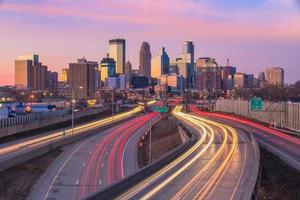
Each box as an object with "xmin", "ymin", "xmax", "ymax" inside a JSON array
[
  {"xmin": 258, "ymin": 71, "xmax": 266, "ymax": 88},
  {"xmin": 182, "ymin": 40, "xmax": 194, "ymax": 64},
  {"xmin": 139, "ymin": 42, "xmax": 151, "ymax": 79},
  {"xmin": 125, "ymin": 61, "xmax": 132, "ymax": 89},
  {"xmin": 177, "ymin": 60, "xmax": 193, "ymax": 88},
  {"xmin": 109, "ymin": 39, "xmax": 126, "ymax": 74},
  {"xmin": 15, "ymin": 54, "xmax": 39, "ymax": 89},
  {"xmin": 265, "ymin": 67, "xmax": 284, "ymax": 87},
  {"xmin": 221, "ymin": 66, "xmax": 236, "ymax": 91},
  {"xmin": 159, "ymin": 74, "xmax": 185, "ymax": 94},
  {"xmin": 234, "ymin": 73, "xmax": 246, "ymax": 89},
  {"xmin": 16, "ymin": 55, "xmax": 39, "ymax": 65},
  {"xmin": 46, "ymin": 71, "xmax": 58, "ymax": 91},
  {"xmin": 100, "ymin": 54, "xmax": 116, "ymax": 82},
  {"xmin": 195, "ymin": 57, "xmax": 221, "ymax": 91},
  {"xmin": 61, "ymin": 68, "xmax": 69, "ymax": 83},
  {"xmin": 31, "ymin": 63, "xmax": 47, "ymax": 91},
  {"xmin": 15, "ymin": 59, "xmax": 33, "ymax": 89},
  {"xmin": 69, "ymin": 58, "xmax": 99, "ymax": 99},
  {"xmin": 169, "ymin": 59, "xmax": 180, "ymax": 74},
  {"xmin": 151, "ymin": 47, "xmax": 170, "ymax": 78}
]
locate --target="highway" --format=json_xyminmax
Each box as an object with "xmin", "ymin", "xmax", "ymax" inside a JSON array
[
  {"xmin": 191, "ymin": 106, "xmax": 300, "ymax": 171},
  {"xmin": 29, "ymin": 112, "xmax": 161, "ymax": 200},
  {"xmin": 117, "ymin": 106, "xmax": 259, "ymax": 200},
  {"xmin": 0, "ymin": 106, "xmax": 143, "ymax": 164}
]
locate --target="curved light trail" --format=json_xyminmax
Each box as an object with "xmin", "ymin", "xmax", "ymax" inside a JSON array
[
  {"xmin": 0, "ymin": 105, "xmax": 144, "ymax": 158},
  {"xmin": 117, "ymin": 105, "xmax": 252, "ymax": 200}
]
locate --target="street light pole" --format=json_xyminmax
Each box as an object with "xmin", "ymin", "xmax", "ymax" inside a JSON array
[
  {"xmin": 149, "ymin": 121, "xmax": 152, "ymax": 164},
  {"xmin": 71, "ymin": 89, "xmax": 74, "ymax": 135}
]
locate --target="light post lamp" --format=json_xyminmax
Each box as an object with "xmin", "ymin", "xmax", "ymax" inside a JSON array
[
  {"xmin": 149, "ymin": 121, "xmax": 152, "ymax": 164},
  {"xmin": 71, "ymin": 98, "xmax": 75, "ymax": 134},
  {"xmin": 30, "ymin": 94, "xmax": 34, "ymax": 107},
  {"xmin": 71, "ymin": 86, "xmax": 83, "ymax": 135}
]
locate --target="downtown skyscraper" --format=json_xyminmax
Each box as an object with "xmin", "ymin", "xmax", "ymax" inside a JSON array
[
  {"xmin": 15, "ymin": 54, "xmax": 47, "ymax": 91},
  {"xmin": 151, "ymin": 47, "xmax": 170, "ymax": 78},
  {"xmin": 182, "ymin": 40, "xmax": 194, "ymax": 64},
  {"xmin": 139, "ymin": 42, "xmax": 151, "ymax": 79},
  {"xmin": 109, "ymin": 39, "xmax": 126, "ymax": 74},
  {"xmin": 265, "ymin": 67, "xmax": 284, "ymax": 87},
  {"xmin": 69, "ymin": 58, "xmax": 99, "ymax": 99}
]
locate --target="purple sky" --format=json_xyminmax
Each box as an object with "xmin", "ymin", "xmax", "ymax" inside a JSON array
[{"xmin": 1, "ymin": 0, "xmax": 300, "ymax": 85}]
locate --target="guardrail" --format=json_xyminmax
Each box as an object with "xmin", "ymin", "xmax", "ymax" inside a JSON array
[
  {"xmin": 0, "ymin": 114, "xmax": 137, "ymax": 172},
  {"xmin": 248, "ymin": 131, "xmax": 261, "ymax": 200},
  {"xmin": 0, "ymin": 107, "xmax": 107, "ymax": 139},
  {"xmin": 84, "ymin": 118, "xmax": 196, "ymax": 200}
]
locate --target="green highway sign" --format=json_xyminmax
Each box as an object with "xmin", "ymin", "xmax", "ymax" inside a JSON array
[
  {"xmin": 250, "ymin": 97, "xmax": 263, "ymax": 111},
  {"xmin": 151, "ymin": 106, "xmax": 169, "ymax": 113}
]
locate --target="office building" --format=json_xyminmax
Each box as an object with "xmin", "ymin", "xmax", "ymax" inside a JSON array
[
  {"xmin": 119, "ymin": 74, "xmax": 126, "ymax": 90},
  {"xmin": 109, "ymin": 39, "xmax": 126, "ymax": 74},
  {"xmin": 69, "ymin": 58, "xmax": 99, "ymax": 99},
  {"xmin": 139, "ymin": 42, "xmax": 151, "ymax": 79},
  {"xmin": 177, "ymin": 60, "xmax": 193, "ymax": 88},
  {"xmin": 100, "ymin": 54, "xmax": 116, "ymax": 82},
  {"xmin": 159, "ymin": 74, "xmax": 185, "ymax": 94},
  {"xmin": 61, "ymin": 68, "xmax": 69, "ymax": 83},
  {"xmin": 182, "ymin": 40, "xmax": 194, "ymax": 64},
  {"xmin": 125, "ymin": 61, "xmax": 132, "ymax": 89},
  {"xmin": 151, "ymin": 47, "xmax": 170, "ymax": 78},
  {"xmin": 46, "ymin": 71, "xmax": 58, "ymax": 90},
  {"xmin": 15, "ymin": 59, "xmax": 33, "ymax": 89},
  {"xmin": 15, "ymin": 54, "xmax": 39, "ymax": 89},
  {"xmin": 16, "ymin": 54, "xmax": 39, "ymax": 65},
  {"xmin": 220, "ymin": 66, "xmax": 236, "ymax": 91},
  {"xmin": 169, "ymin": 59, "xmax": 179, "ymax": 74},
  {"xmin": 265, "ymin": 67, "xmax": 284, "ymax": 87},
  {"xmin": 258, "ymin": 71, "xmax": 266, "ymax": 88},
  {"xmin": 31, "ymin": 63, "xmax": 47, "ymax": 91},
  {"xmin": 196, "ymin": 57, "xmax": 221, "ymax": 91},
  {"xmin": 234, "ymin": 73, "xmax": 246, "ymax": 89},
  {"xmin": 105, "ymin": 77, "xmax": 120, "ymax": 90}
]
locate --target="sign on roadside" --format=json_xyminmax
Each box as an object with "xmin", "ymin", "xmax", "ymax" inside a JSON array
[
  {"xmin": 250, "ymin": 97, "xmax": 263, "ymax": 111},
  {"xmin": 151, "ymin": 106, "xmax": 168, "ymax": 113}
]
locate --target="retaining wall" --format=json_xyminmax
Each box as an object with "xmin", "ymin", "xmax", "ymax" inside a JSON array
[{"xmin": 215, "ymin": 99, "xmax": 300, "ymax": 132}]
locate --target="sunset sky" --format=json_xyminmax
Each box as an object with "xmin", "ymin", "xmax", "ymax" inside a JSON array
[{"xmin": 1, "ymin": 0, "xmax": 300, "ymax": 85}]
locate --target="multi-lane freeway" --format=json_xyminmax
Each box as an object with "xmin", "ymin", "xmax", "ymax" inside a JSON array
[
  {"xmin": 28, "ymin": 112, "xmax": 160, "ymax": 200},
  {"xmin": 0, "ymin": 106, "xmax": 144, "ymax": 172},
  {"xmin": 191, "ymin": 105, "xmax": 300, "ymax": 171},
  {"xmin": 116, "ymin": 106, "xmax": 259, "ymax": 200}
]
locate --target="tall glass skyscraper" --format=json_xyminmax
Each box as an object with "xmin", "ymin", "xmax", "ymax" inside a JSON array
[
  {"xmin": 139, "ymin": 42, "xmax": 151, "ymax": 79},
  {"xmin": 151, "ymin": 47, "xmax": 170, "ymax": 78},
  {"xmin": 109, "ymin": 39, "xmax": 126, "ymax": 74},
  {"xmin": 182, "ymin": 40, "xmax": 194, "ymax": 64}
]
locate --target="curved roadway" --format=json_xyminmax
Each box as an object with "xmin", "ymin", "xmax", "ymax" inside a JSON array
[
  {"xmin": 29, "ymin": 112, "xmax": 160, "ymax": 200},
  {"xmin": 117, "ymin": 106, "xmax": 259, "ymax": 200},
  {"xmin": 191, "ymin": 105, "xmax": 300, "ymax": 171}
]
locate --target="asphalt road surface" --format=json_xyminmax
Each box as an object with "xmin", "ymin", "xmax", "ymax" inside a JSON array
[
  {"xmin": 191, "ymin": 106, "xmax": 300, "ymax": 171},
  {"xmin": 117, "ymin": 106, "xmax": 259, "ymax": 200},
  {"xmin": 29, "ymin": 112, "xmax": 160, "ymax": 200}
]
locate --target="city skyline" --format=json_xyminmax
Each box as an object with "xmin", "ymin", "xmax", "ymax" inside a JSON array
[{"xmin": 1, "ymin": 0, "xmax": 300, "ymax": 85}]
